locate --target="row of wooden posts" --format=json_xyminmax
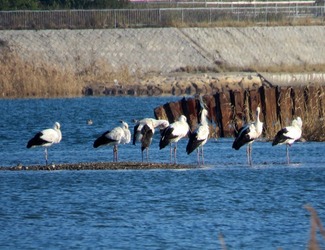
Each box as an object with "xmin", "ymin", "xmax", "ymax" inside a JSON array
[{"xmin": 154, "ymin": 84, "xmax": 325, "ymax": 139}]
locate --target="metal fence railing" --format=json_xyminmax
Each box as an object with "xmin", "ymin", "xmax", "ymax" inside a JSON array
[
  {"xmin": 129, "ymin": 0, "xmax": 319, "ymax": 8},
  {"xmin": 0, "ymin": 6, "xmax": 324, "ymax": 30}
]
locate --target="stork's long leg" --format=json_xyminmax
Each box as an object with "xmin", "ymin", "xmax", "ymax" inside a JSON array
[
  {"xmin": 142, "ymin": 148, "xmax": 149, "ymax": 162},
  {"xmin": 141, "ymin": 149, "xmax": 144, "ymax": 162},
  {"xmin": 113, "ymin": 145, "xmax": 118, "ymax": 162},
  {"xmin": 250, "ymin": 144, "xmax": 253, "ymax": 165},
  {"xmin": 249, "ymin": 144, "xmax": 252, "ymax": 166},
  {"xmin": 196, "ymin": 149, "xmax": 200, "ymax": 165},
  {"xmin": 286, "ymin": 144, "xmax": 290, "ymax": 164},
  {"xmin": 174, "ymin": 143, "xmax": 177, "ymax": 164},
  {"xmin": 44, "ymin": 148, "xmax": 48, "ymax": 165},
  {"xmin": 201, "ymin": 146, "xmax": 205, "ymax": 165},
  {"xmin": 247, "ymin": 144, "xmax": 252, "ymax": 166}
]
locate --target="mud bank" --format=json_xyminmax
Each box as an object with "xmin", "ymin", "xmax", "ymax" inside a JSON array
[{"xmin": 0, "ymin": 162, "xmax": 194, "ymax": 171}]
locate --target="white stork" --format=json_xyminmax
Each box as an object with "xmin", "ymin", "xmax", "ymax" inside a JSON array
[
  {"xmin": 232, "ymin": 107, "xmax": 263, "ymax": 165},
  {"xmin": 186, "ymin": 108, "xmax": 209, "ymax": 165},
  {"xmin": 27, "ymin": 122, "xmax": 62, "ymax": 165},
  {"xmin": 133, "ymin": 118, "xmax": 169, "ymax": 162},
  {"xmin": 272, "ymin": 117, "xmax": 302, "ymax": 164},
  {"xmin": 159, "ymin": 115, "xmax": 189, "ymax": 164},
  {"xmin": 93, "ymin": 120, "xmax": 131, "ymax": 162}
]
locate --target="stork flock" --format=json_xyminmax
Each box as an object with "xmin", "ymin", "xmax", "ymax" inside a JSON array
[{"xmin": 27, "ymin": 106, "xmax": 303, "ymax": 166}]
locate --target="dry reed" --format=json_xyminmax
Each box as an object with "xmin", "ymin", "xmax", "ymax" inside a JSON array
[
  {"xmin": 305, "ymin": 205, "xmax": 325, "ymax": 250},
  {"xmin": 164, "ymin": 16, "xmax": 325, "ymax": 29},
  {"xmin": 0, "ymin": 47, "xmax": 137, "ymax": 98},
  {"xmin": 294, "ymin": 85, "xmax": 325, "ymax": 141},
  {"xmin": 217, "ymin": 205, "xmax": 325, "ymax": 250},
  {"xmin": 0, "ymin": 47, "xmax": 80, "ymax": 98}
]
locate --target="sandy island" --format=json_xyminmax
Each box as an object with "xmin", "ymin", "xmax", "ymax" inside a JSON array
[{"xmin": 0, "ymin": 162, "xmax": 196, "ymax": 171}]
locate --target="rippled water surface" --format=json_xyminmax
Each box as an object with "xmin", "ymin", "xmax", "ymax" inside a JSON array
[{"xmin": 1, "ymin": 97, "xmax": 324, "ymax": 249}]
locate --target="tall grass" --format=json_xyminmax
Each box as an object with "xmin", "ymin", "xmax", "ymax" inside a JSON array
[
  {"xmin": 305, "ymin": 205, "xmax": 325, "ymax": 250},
  {"xmin": 169, "ymin": 16, "xmax": 325, "ymax": 29},
  {"xmin": 0, "ymin": 49, "xmax": 79, "ymax": 98},
  {"xmin": 218, "ymin": 205, "xmax": 325, "ymax": 249},
  {"xmin": 0, "ymin": 47, "xmax": 137, "ymax": 98},
  {"xmin": 300, "ymin": 86, "xmax": 325, "ymax": 141}
]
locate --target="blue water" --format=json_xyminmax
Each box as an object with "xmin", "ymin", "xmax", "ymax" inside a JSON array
[{"xmin": 1, "ymin": 97, "xmax": 325, "ymax": 249}]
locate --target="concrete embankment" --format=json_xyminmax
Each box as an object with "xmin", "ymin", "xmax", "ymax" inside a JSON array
[
  {"xmin": 1, "ymin": 26, "xmax": 325, "ymax": 97},
  {"xmin": 2, "ymin": 26, "xmax": 325, "ymax": 74}
]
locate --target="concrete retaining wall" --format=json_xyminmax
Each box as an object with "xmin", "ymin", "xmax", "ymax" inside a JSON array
[{"xmin": 1, "ymin": 26, "xmax": 325, "ymax": 74}]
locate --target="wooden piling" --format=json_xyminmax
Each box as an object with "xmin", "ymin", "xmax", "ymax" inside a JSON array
[
  {"xmin": 292, "ymin": 86, "xmax": 306, "ymax": 118},
  {"xmin": 232, "ymin": 90, "xmax": 245, "ymax": 131},
  {"xmin": 185, "ymin": 98, "xmax": 199, "ymax": 130},
  {"xmin": 154, "ymin": 106, "xmax": 168, "ymax": 121},
  {"xmin": 153, "ymin": 83, "xmax": 325, "ymax": 140},
  {"xmin": 277, "ymin": 87, "xmax": 293, "ymax": 127},
  {"xmin": 260, "ymin": 86, "xmax": 278, "ymax": 136},
  {"xmin": 214, "ymin": 93, "xmax": 223, "ymax": 138},
  {"xmin": 248, "ymin": 88, "xmax": 261, "ymax": 120},
  {"xmin": 320, "ymin": 86, "xmax": 325, "ymax": 118},
  {"xmin": 305, "ymin": 86, "xmax": 320, "ymax": 120},
  {"xmin": 202, "ymin": 95, "xmax": 216, "ymax": 123}
]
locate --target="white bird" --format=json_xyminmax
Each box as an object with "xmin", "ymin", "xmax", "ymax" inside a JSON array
[
  {"xmin": 186, "ymin": 108, "xmax": 210, "ymax": 165},
  {"xmin": 133, "ymin": 118, "xmax": 169, "ymax": 162},
  {"xmin": 232, "ymin": 107, "xmax": 263, "ymax": 165},
  {"xmin": 159, "ymin": 115, "xmax": 189, "ymax": 164},
  {"xmin": 272, "ymin": 117, "xmax": 302, "ymax": 164},
  {"xmin": 27, "ymin": 122, "xmax": 62, "ymax": 165},
  {"xmin": 93, "ymin": 120, "xmax": 131, "ymax": 162}
]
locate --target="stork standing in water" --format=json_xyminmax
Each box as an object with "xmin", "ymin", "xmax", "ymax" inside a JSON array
[
  {"xmin": 232, "ymin": 107, "xmax": 263, "ymax": 165},
  {"xmin": 186, "ymin": 108, "xmax": 210, "ymax": 165},
  {"xmin": 159, "ymin": 115, "xmax": 189, "ymax": 164},
  {"xmin": 27, "ymin": 122, "xmax": 62, "ymax": 165},
  {"xmin": 93, "ymin": 120, "xmax": 131, "ymax": 162},
  {"xmin": 272, "ymin": 117, "xmax": 302, "ymax": 164},
  {"xmin": 133, "ymin": 118, "xmax": 169, "ymax": 162}
]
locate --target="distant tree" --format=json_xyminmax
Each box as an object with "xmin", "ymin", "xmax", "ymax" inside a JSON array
[
  {"xmin": 38, "ymin": 0, "xmax": 130, "ymax": 9},
  {"xmin": 0, "ymin": 0, "xmax": 130, "ymax": 10},
  {"xmin": 84, "ymin": 0, "xmax": 130, "ymax": 9},
  {"xmin": 0, "ymin": 0, "xmax": 39, "ymax": 10},
  {"xmin": 0, "ymin": 0, "xmax": 10, "ymax": 10}
]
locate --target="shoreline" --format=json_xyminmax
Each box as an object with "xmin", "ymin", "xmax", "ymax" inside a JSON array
[
  {"xmin": 83, "ymin": 72, "xmax": 325, "ymax": 97},
  {"xmin": 1, "ymin": 71, "xmax": 325, "ymax": 99}
]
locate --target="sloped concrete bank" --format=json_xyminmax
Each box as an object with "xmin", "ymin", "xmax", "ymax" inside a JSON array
[
  {"xmin": 2, "ymin": 26, "xmax": 325, "ymax": 97},
  {"xmin": 2, "ymin": 26, "xmax": 325, "ymax": 74}
]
